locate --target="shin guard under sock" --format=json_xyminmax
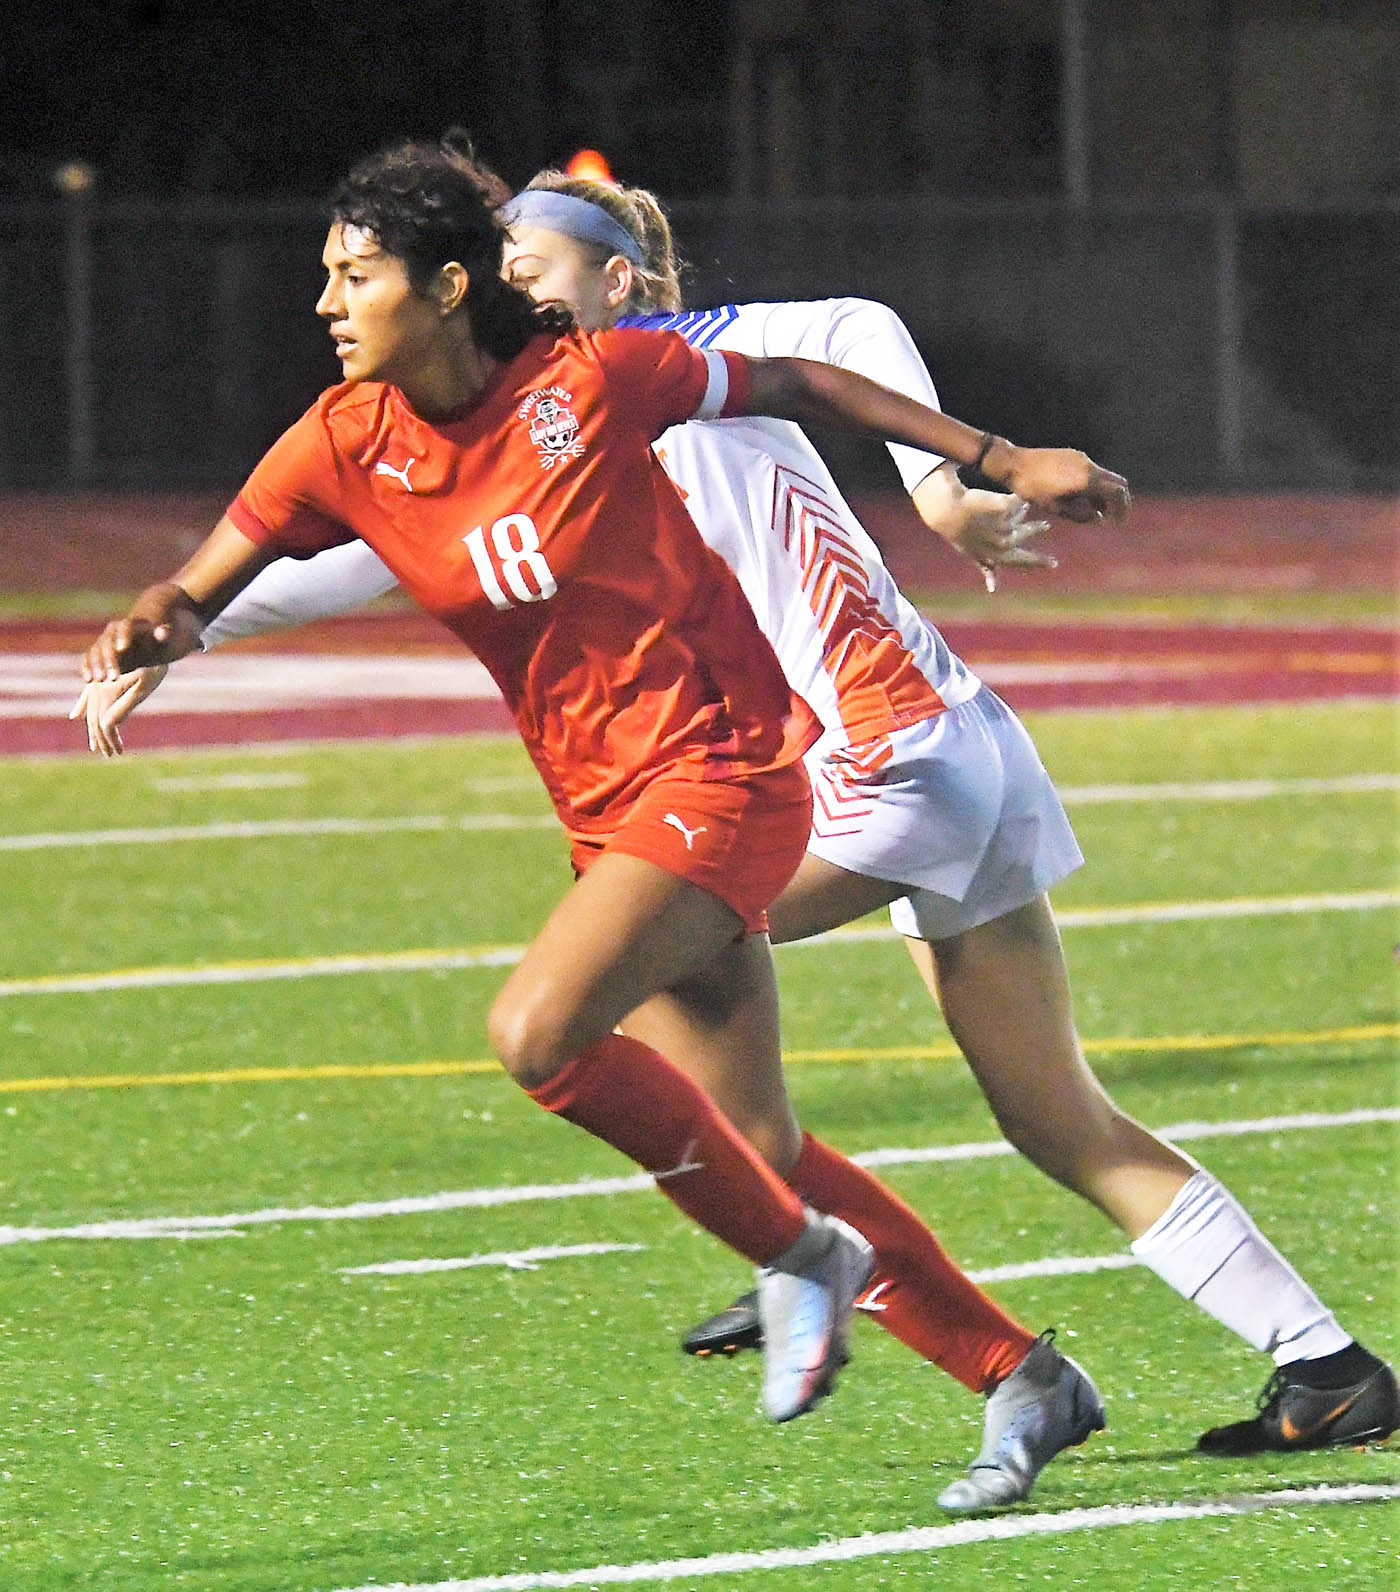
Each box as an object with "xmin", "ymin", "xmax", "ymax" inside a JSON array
[
  {"xmin": 792, "ymin": 1133, "xmax": 1033, "ymax": 1391},
  {"xmin": 526, "ymin": 1033, "xmax": 807, "ymax": 1265},
  {"xmin": 1130, "ymin": 1170, "xmax": 1350, "ymax": 1364}
]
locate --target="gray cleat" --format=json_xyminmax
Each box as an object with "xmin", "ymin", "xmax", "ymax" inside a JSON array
[
  {"xmin": 937, "ymin": 1331, "xmax": 1105, "ymax": 1511},
  {"xmin": 757, "ymin": 1211, "xmax": 874, "ymax": 1423}
]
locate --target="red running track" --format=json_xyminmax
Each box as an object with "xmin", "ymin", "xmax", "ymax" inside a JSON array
[{"xmin": 3, "ymin": 614, "xmax": 1393, "ymax": 759}]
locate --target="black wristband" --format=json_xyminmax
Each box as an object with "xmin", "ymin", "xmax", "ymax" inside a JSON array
[{"xmin": 970, "ymin": 431, "xmax": 997, "ymax": 474}]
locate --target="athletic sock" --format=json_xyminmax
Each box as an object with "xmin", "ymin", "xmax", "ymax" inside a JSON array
[
  {"xmin": 1129, "ymin": 1169, "xmax": 1352, "ymax": 1365},
  {"xmin": 1283, "ymin": 1341, "xmax": 1381, "ymax": 1390},
  {"xmin": 525, "ymin": 1033, "xmax": 806, "ymax": 1266},
  {"xmin": 791, "ymin": 1133, "xmax": 1033, "ymax": 1392}
]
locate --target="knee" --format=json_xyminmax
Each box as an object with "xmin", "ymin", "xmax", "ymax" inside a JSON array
[{"xmin": 488, "ymin": 987, "xmax": 576, "ymax": 1090}]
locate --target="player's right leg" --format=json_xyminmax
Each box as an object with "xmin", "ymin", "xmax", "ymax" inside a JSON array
[{"xmin": 908, "ymin": 897, "xmax": 1396, "ymax": 1452}]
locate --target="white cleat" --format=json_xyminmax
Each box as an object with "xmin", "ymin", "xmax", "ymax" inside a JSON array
[
  {"xmin": 757, "ymin": 1211, "xmax": 875, "ymax": 1423},
  {"xmin": 937, "ymin": 1331, "xmax": 1106, "ymax": 1511}
]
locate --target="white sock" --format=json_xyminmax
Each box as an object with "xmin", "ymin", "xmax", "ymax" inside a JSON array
[{"xmin": 1130, "ymin": 1170, "xmax": 1352, "ymax": 1365}]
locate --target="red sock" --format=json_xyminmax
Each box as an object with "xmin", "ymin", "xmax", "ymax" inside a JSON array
[
  {"xmin": 527, "ymin": 1033, "xmax": 807, "ymax": 1265},
  {"xmin": 792, "ymin": 1134, "xmax": 1032, "ymax": 1391}
]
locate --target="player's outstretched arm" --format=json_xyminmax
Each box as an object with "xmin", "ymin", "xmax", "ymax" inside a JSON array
[
  {"xmin": 741, "ymin": 357, "xmax": 1130, "ymax": 524},
  {"xmin": 73, "ymin": 540, "xmax": 399, "ymax": 755},
  {"xmin": 201, "ymin": 540, "xmax": 399, "ymax": 649},
  {"xmin": 81, "ymin": 516, "xmax": 271, "ymax": 684},
  {"xmin": 741, "ymin": 296, "xmax": 948, "ymax": 490},
  {"xmin": 709, "ymin": 299, "xmax": 1055, "ymax": 590}
]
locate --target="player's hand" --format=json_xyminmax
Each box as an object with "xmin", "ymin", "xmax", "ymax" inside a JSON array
[
  {"xmin": 945, "ymin": 492, "xmax": 1055, "ymax": 594},
  {"xmin": 81, "ymin": 592, "xmax": 204, "ymax": 684},
  {"xmin": 81, "ymin": 616, "xmax": 178, "ymax": 681},
  {"xmin": 911, "ymin": 470, "xmax": 1055, "ymax": 594},
  {"xmin": 69, "ymin": 665, "xmax": 169, "ymax": 758},
  {"xmin": 999, "ymin": 448, "xmax": 1130, "ymax": 524}
]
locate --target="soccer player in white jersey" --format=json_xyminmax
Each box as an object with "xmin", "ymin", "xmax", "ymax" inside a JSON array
[{"xmin": 76, "ymin": 169, "xmax": 1397, "ymax": 1493}]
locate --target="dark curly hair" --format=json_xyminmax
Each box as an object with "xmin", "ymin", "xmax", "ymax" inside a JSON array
[{"xmin": 330, "ymin": 131, "xmax": 571, "ymax": 360}]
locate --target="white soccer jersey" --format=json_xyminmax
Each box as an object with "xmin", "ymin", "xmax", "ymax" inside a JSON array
[
  {"xmin": 632, "ymin": 299, "xmax": 980, "ymax": 747},
  {"xmin": 205, "ymin": 297, "xmax": 980, "ymax": 751}
]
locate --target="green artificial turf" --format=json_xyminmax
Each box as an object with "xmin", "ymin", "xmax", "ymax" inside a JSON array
[{"xmin": 0, "ymin": 702, "xmax": 1395, "ymax": 1590}]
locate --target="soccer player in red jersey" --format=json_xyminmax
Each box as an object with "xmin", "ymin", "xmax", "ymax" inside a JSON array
[{"xmin": 80, "ymin": 135, "xmax": 1121, "ymax": 1436}]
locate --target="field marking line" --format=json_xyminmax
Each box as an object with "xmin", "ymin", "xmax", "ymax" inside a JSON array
[
  {"xmin": 968, "ymin": 1252, "xmax": 1141, "ymax": 1285},
  {"xmin": 1, "ymin": 1106, "xmax": 1392, "ymax": 1246},
  {"xmin": 2, "ymin": 889, "xmax": 1395, "ymax": 1000},
  {"xmin": 0, "ymin": 652, "xmax": 502, "ymax": 717},
  {"xmin": 149, "ymin": 772, "xmax": 309, "ymax": 792},
  {"xmin": 2, "ymin": 772, "xmax": 1393, "ymax": 853},
  {"xmin": 341, "ymin": 1242, "xmax": 646, "ymax": 1276},
  {"xmin": 0, "ymin": 812, "xmax": 556, "ymax": 851},
  {"xmin": 326, "ymin": 1483, "xmax": 1400, "ymax": 1592},
  {"xmin": 341, "ymin": 1245, "xmax": 1135, "ymax": 1287},
  {"xmin": 1, "ymin": 1022, "xmax": 1395, "ymax": 1096},
  {"xmin": 1057, "ymin": 771, "xmax": 1397, "ymax": 804}
]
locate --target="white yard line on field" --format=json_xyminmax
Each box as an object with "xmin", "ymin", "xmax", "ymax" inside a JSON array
[
  {"xmin": 341, "ymin": 1242, "xmax": 646, "ymax": 1276},
  {"xmin": 1057, "ymin": 771, "xmax": 1397, "ymax": 804},
  {"xmin": 339, "ymin": 1245, "xmax": 1140, "ymax": 1288},
  {"xmin": 0, "ymin": 812, "xmax": 556, "ymax": 852},
  {"xmin": 2, "ymin": 771, "xmax": 1392, "ymax": 853},
  {"xmin": 1, "ymin": 889, "xmax": 1394, "ymax": 999},
  {"xmin": 0, "ymin": 1106, "xmax": 1391, "ymax": 1247},
  {"xmin": 1, "ymin": 653, "xmax": 501, "ymax": 717},
  {"xmin": 149, "ymin": 771, "xmax": 310, "ymax": 792},
  {"xmin": 325, "ymin": 1483, "xmax": 1400, "ymax": 1592}
]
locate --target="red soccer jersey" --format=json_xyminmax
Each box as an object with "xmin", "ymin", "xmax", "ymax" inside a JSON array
[{"xmin": 228, "ymin": 327, "xmax": 817, "ymax": 835}]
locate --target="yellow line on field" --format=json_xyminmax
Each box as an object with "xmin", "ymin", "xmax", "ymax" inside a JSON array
[
  {"xmin": 792, "ymin": 1022, "xmax": 1400, "ymax": 1064},
  {"xmin": 0, "ymin": 1058, "xmax": 504, "ymax": 1093},
  {"xmin": 2, "ymin": 1022, "xmax": 1393, "ymax": 1096}
]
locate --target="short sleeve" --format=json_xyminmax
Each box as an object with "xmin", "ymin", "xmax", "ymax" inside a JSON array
[
  {"xmin": 592, "ymin": 327, "xmax": 751, "ymax": 440},
  {"xmin": 742, "ymin": 298, "xmax": 945, "ymax": 491},
  {"xmin": 227, "ymin": 405, "xmax": 357, "ymax": 558}
]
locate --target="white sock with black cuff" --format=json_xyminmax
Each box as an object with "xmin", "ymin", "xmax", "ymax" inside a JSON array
[{"xmin": 1129, "ymin": 1170, "xmax": 1352, "ymax": 1366}]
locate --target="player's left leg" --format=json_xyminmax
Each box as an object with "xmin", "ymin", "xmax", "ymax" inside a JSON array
[
  {"xmin": 636, "ymin": 854, "xmax": 1105, "ymax": 1506},
  {"xmin": 623, "ymin": 926, "xmax": 1037, "ymax": 1395}
]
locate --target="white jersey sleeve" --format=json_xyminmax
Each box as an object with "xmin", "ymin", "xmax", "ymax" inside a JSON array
[
  {"xmin": 201, "ymin": 541, "xmax": 399, "ymax": 650},
  {"xmin": 671, "ymin": 299, "xmax": 946, "ymax": 493}
]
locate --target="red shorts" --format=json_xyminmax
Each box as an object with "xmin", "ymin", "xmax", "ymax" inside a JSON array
[{"xmin": 569, "ymin": 762, "xmax": 813, "ymax": 934}]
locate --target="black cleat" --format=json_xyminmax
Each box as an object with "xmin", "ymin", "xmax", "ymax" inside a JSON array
[
  {"xmin": 681, "ymin": 1288, "xmax": 763, "ymax": 1356},
  {"xmin": 1197, "ymin": 1355, "xmax": 1400, "ymax": 1455}
]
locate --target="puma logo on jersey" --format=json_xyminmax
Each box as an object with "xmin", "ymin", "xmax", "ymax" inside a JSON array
[
  {"xmin": 653, "ymin": 1137, "xmax": 705, "ymax": 1182},
  {"xmin": 663, "ymin": 813, "xmax": 706, "ymax": 851},
  {"xmin": 374, "ymin": 458, "xmax": 416, "ymax": 491}
]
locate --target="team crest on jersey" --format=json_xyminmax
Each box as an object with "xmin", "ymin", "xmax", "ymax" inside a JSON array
[{"xmin": 520, "ymin": 386, "xmax": 585, "ymax": 470}]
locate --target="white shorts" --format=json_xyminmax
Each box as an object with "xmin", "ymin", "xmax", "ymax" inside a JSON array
[{"xmin": 804, "ymin": 688, "xmax": 1083, "ymax": 941}]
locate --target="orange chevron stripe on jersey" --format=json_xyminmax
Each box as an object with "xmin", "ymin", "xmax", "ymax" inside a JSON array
[
  {"xmin": 810, "ymin": 734, "xmax": 894, "ymax": 839},
  {"xmin": 771, "ymin": 467, "xmax": 946, "ymax": 742},
  {"xmin": 831, "ymin": 737, "xmax": 897, "ymax": 779}
]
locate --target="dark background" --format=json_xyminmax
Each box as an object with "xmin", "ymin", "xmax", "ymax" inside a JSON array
[{"xmin": 2, "ymin": 1, "xmax": 1396, "ymax": 492}]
